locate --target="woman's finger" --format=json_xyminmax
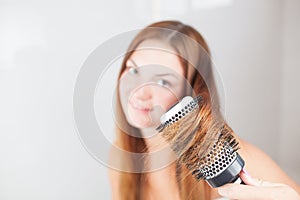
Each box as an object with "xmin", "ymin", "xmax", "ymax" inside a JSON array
[
  {"xmin": 240, "ymin": 169, "xmax": 283, "ymax": 187},
  {"xmin": 218, "ymin": 170, "xmax": 300, "ymax": 200},
  {"xmin": 218, "ymin": 184, "xmax": 279, "ymax": 200}
]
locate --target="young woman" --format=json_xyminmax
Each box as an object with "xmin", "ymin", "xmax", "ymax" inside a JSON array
[{"xmin": 109, "ymin": 20, "xmax": 300, "ymax": 199}]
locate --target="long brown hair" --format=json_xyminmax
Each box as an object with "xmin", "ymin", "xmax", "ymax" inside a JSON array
[{"xmin": 114, "ymin": 20, "xmax": 221, "ymax": 199}]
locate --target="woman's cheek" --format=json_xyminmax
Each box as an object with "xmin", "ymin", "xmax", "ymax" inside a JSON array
[{"xmin": 153, "ymin": 90, "xmax": 180, "ymax": 111}]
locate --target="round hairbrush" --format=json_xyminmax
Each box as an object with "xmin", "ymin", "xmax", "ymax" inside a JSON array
[
  {"xmin": 156, "ymin": 96, "xmax": 202, "ymax": 132},
  {"xmin": 157, "ymin": 95, "xmax": 245, "ymax": 188}
]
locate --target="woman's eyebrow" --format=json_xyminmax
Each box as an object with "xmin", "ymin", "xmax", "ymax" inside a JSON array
[
  {"xmin": 155, "ymin": 73, "xmax": 179, "ymax": 80},
  {"xmin": 128, "ymin": 58, "xmax": 138, "ymax": 68},
  {"xmin": 129, "ymin": 58, "xmax": 180, "ymax": 80}
]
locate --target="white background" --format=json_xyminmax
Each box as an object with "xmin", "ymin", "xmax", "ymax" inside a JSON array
[{"xmin": 0, "ymin": 0, "xmax": 299, "ymax": 199}]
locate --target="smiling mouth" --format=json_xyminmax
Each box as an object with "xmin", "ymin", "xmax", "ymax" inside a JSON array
[{"xmin": 129, "ymin": 100, "xmax": 152, "ymax": 112}]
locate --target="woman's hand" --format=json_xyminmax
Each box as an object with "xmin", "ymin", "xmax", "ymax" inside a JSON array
[{"xmin": 217, "ymin": 169, "xmax": 300, "ymax": 200}]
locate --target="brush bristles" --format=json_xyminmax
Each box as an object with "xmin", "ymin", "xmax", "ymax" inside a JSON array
[
  {"xmin": 157, "ymin": 96, "xmax": 240, "ymax": 180},
  {"xmin": 157, "ymin": 96, "xmax": 203, "ymax": 157},
  {"xmin": 186, "ymin": 127, "xmax": 240, "ymax": 180},
  {"xmin": 159, "ymin": 107, "xmax": 200, "ymax": 156}
]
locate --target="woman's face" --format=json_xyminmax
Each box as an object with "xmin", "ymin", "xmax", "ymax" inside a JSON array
[{"xmin": 119, "ymin": 47, "xmax": 186, "ymax": 129}]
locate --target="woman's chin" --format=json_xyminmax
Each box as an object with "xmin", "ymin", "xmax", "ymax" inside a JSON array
[{"xmin": 128, "ymin": 119, "xmax": 152, "ymax": 129}]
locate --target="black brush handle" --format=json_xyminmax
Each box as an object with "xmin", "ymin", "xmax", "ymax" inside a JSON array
[{"xmin": 206, "ymin": 153, "xmax": 245, "ymax": 188}]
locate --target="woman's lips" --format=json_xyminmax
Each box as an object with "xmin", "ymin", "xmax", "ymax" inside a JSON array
[{"xmin": 129, "ymin": 100, "xmax": 152, "ymax": 113}]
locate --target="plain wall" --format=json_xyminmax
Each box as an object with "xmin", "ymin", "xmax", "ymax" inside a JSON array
[
  {"xmin": 279, "ymin": 0, "xmax": 300, "ymax": 181},
  {"xmin": 0, "ymin": 0, "xmax": 299, "ymax": 199}
]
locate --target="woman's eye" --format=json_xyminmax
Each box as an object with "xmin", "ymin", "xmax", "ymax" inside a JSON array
[
  {"xmin": 157, "ymin": 79, "xmax": 170, "ymax": 87},
  {"xmin": 128, "ymin": 67, "xmax": 138, "ymax": 75}
]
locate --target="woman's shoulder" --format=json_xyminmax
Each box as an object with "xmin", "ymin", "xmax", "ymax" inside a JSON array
[
  {"xmin": 238, "ymin": 137, "xmax": 300, "ymax": 192},
  {"xmin": 238, "ymin": 137, "xmax": 284, "ymax": 178}
]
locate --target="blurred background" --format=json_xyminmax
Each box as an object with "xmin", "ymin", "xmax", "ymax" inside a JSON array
[{"xmin": 0, "ymin": 0, "xmax": 299, "ymax": 199}]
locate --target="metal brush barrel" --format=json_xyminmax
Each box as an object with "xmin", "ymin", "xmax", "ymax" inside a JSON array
[
  {"xmin": 206, "ymin": 153, "xmax": 245, "ymax": 188},
  {"xmin": 157, "ymin": 96, "xmax": 201, "ymax": 132}
]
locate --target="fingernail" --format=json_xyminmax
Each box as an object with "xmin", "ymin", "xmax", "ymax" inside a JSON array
[{"xmin": 242, "ymin": 168, "xmax": 251, "ymax": 177}]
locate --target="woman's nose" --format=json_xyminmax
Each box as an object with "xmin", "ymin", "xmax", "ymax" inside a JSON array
[{"xmin": 133, "ymin": 85, "xmax": 152, "ymax": 101}]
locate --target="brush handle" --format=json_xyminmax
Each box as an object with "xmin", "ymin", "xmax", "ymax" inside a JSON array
[{"xmin": 206, "ymin": 153, "xmax": 245, "ymax": 188}]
